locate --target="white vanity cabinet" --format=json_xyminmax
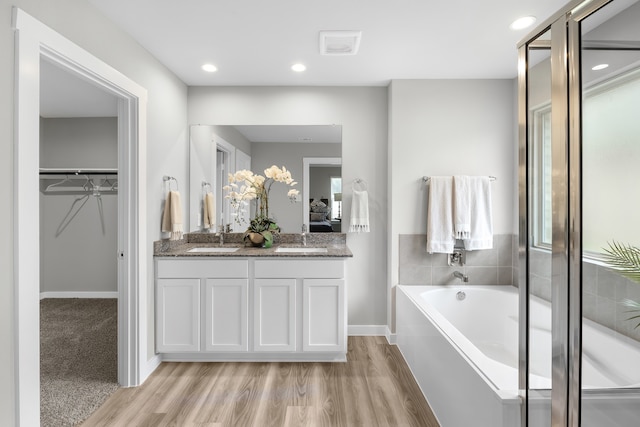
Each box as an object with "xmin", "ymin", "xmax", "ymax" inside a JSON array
[
  {"xmin": 254, "ymin": 259, "xmax": 346, "ymax": 354},
  {"xmin": 155, "ymin": 256, "xmax": 346, "ymax": 361},
  {"xmin": 156, "ymin": 259, "xmax": 249, "ymax": 353}
]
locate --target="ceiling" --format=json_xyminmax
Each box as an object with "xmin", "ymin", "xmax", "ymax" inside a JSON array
[
  {"xmin": 86, "ymin": 0, "xmax": 569, "ymax": 86},
  {"xmin": 41, "ymin": 0, "xmax": 640, "ymax": 118}
]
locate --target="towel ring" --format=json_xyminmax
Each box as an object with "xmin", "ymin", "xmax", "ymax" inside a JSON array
[
  {"xmin": 163, "ymin": 175, "xmax": 178, "ymax": 191},
  {"xmin": 353, "ymin": 178, "xmax": 367, "ymax": 191}
]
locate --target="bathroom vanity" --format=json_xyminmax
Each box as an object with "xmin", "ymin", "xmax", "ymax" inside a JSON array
[{"xmin": 154, "ymin": 233, "xmax": 352, "ymax": 362}]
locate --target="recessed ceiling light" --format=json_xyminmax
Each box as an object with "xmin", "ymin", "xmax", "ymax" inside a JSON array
[
  {"xmin": 510, "ymin": 16, "xmax": 537, "ymax": 30},
  {"xmin": 291, "ymin": 63, "xmax": 306, "ymax": 72},
  {"xmin": 592, "ymin": 63, "xmax": 609, "ymax": 71},
  {"xmin": 201, "ymin": 64, "xmax": 217, "ymax": 72}
]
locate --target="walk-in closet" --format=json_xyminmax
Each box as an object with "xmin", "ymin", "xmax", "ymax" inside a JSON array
[{"xmin": 39, "ymin": 58, "xmax": 120, "ymax": 426}]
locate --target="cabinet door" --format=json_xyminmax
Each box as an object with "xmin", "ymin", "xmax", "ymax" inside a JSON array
[
  {"xmin": 157, "ymin": 279, "xmax": 200, "ymax": 352},
  {"xmin": 204, "ymin": 279, "xmax": 248, "ymax": 352},
  {"xmin": 303, "ymin": 279, "xmax": 345, "ymax": 352},
  {"xmin": 254, "ymin": 279, "xmax": 296, "ymax": 352}
]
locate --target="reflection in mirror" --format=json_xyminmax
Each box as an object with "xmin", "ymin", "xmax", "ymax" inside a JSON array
[{"xmin": 189, "ymin": 125, "xmax": 342, "ymax": 233}]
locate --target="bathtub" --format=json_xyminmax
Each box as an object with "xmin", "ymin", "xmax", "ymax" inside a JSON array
[{"xmin": 396, "ymin": 285, "xmax": 640, "ymax": 427}]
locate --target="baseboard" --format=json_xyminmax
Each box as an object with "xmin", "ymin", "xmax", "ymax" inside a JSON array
[
  {"xmin": 40, "ymin": 291, "xmax": 118, "ymax": 299},
  {"xmin": 348, "ymin": 325, "xmax": 387, "ymax": 336},
  {"xmin": 139, "ymin": 354, "xmax": 162, "ymax": 385},
  {"xmin": 385, "ymin": 326, "xmax": 397, "ymax": 345}
]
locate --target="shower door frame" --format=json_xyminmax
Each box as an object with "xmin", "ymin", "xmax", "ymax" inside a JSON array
[{"xmin": 518, "ymin": 0, "xmax": 614, "ymax": 425}]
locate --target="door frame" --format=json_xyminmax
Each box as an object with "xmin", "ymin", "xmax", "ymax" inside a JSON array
[
  {"xmin": 302, "ymin": 157, "xmax": 342, "ymax": 231},
  {"xmin": 13, "ymin": 8, "xmax": 147, "ymax": 426}
]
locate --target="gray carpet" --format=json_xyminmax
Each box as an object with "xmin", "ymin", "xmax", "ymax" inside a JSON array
[{"xmin": 40, "ymin": 298, "xmax": 120, "ymax": 427}]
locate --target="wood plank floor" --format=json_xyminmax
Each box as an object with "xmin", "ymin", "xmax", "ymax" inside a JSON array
[{"xmin": 82, "ymin": 336, "xmax": 440, "ymax": 427}]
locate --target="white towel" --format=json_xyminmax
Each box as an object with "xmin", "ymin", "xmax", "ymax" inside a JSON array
[
  {"xmin": 161, "ymin": 190, "xmax": 183, "ymax": 240},
  {"xmin": 453, "ymin": 175, "xmax": 471, "ymax": 239},
  {"xmin": 464, "ymin": 176, "xmax": 493, "ymax": 250},
  {"xmin": 426, "ymin": 176, "xmax": 455, "ymax": 253},
  {"xmin": 348, "ymin": 190, "xmax": 370, "ymax": 233},
  {"xmin": 203, "ymin": 191, "xmax": 215, "ymax": 230}
]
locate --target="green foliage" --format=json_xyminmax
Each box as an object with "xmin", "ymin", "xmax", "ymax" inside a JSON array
[
  {"xmin": 602, "ymin": 241, "xmax": 640, "ymax": 283},
  {"xmin": 621, "ymin": 299, "xmax": 640, "ymax": 329},
  {"xmin": 603, "ymin": 241, "xmax": 640, "ymax": 328},
  {"xmin": 242, "ymin": 215, "xmax": 280, "ymax": 247}
]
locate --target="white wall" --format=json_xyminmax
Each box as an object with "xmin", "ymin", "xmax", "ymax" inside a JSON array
[
  {"xmin": 1, "ymin": 1, "xmax": 188, "ymax": 423},
  {"xmin": 40, "ymin": 117, "xmax": 118, "ymax": 294},
  {"xmin": 188, "ymin": 86, "xmax": 389, "ymax": 328},
  {"xmin": 388, "ymin": 79, "xmax": 516, "ymax": 330}
]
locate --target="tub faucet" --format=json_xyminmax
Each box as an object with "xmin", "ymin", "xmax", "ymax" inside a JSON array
[{"xmin": 453, "ymin": 271, "xmax": 469, "ymax": 283}]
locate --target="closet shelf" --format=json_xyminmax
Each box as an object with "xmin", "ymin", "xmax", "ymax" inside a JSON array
[{"xmin": 39, "ymin": 168, "xmax": 118, "ymax": 195}]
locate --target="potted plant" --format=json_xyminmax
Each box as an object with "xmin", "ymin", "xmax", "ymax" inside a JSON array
[{"xmin": 224, "ymin": 165, "xmax": 298, "ymax": 248}]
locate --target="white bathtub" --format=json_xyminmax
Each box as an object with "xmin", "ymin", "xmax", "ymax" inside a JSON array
[{"xmin": 396, "ymin": 285, "xmax": 640, "ymax": 427}]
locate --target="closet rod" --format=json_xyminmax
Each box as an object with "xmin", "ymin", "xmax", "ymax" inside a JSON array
[{"xmin": 39, "ymin": 167, "xmax": 118, "ymax": 175}]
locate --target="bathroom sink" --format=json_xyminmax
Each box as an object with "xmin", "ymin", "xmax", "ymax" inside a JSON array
[
  {"xmin": 275, "ymin": 247, "xmax": 328, "ymax": 253},
  {"xmin": 187, "ymin": 247, "xmax": 240, "ymax": 253}
]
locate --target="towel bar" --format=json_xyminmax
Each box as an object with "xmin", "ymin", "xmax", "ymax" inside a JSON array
[{"xmin": 422, "ymin": 175, "xmax": 497, "ymax": 183}]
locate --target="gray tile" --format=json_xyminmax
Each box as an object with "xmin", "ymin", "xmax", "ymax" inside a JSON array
[
  {"xmin": 529, "ymin": 249, "xmax": 552, "ymax": 278},
  {"xmin": 596, "ymin": 297, "xmax": 617, "ymax": 331},
  {"xmin": 530, "ymin": 275, "xmax": 552, "ymax": 302},
  {"xmin": 433, "ymin": 266, "xmax": 462, "ymax": 285},
  {"xmin": 465, "ymin": 247, "xmax": 498, "ymax": 267},
  {"xmin": 582, "ymin": 293, "xmax": 597, "ymax": 322},
  {"xmin": 597, "ymin": 268, "xmax": 624, "ymax": 299},
  {"xmin": 399, "ymin": 234, "xmax": 432, "ymax": 267},
  {"xmin": 399, "ymin": 266, "xmax": 432, "ymax": 286},
  {"xmin": 465, "ymin": 267, "xmax": 498, "ymax": 286},
  {"xmin": 627, "ymin": 281, "xmax": 640, "ymax": 302},
  {"xmin": 498, "ymin": 267, "xmax": 514, "ymax": 286},
  {"xmin": 582, "ymin": 261, "xmax": 597, "ymax": 295},
  {"xmin": 431, "ymin": 252, "xmax": 451, "ymax": 267},
  {"xmin": 496, "ymin": 234, "xmax": 513, "ymax": 267}
]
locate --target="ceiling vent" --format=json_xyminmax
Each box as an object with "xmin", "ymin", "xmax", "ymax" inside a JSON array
[{"xmin": 319, "ymin": 31, "xmax": 362, "ymax": 56}]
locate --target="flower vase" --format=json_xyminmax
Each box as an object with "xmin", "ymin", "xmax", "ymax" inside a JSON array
[{"xmin": 246, "ymin": 232, "xmax": 265, "ymax": 247}]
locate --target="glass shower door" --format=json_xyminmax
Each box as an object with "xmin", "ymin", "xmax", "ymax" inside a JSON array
[
  {"xmin": 579, "ymin": 0, "xmax": 640, "ymax": 425},
  {"xmin": 520, "ymin": 0, "xmax": 640, "ymax": 425}
]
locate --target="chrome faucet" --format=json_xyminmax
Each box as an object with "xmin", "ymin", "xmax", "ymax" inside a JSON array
[
  {"xmin": 453, "ymin": 271, "xmax": 469, "ymax": 283},
  {"xmin": 301, "ymin": 224, "xmax": 307, "ymax": 246},
  {"xmin": 218, "ymin": 225, "xmax": 224, "ymax": 246}
]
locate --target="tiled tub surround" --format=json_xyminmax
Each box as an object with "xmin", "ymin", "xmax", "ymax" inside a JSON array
[
  {"xmin": 398, "ymin": 234, "xmax": 516, "ymax": 286},
  {"xmin": 529, "ymin": 248, "xmax": 640, "ymax": 342}
]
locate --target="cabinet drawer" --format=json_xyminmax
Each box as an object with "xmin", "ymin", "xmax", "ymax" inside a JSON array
[
  {"xmin": 157, "ymin": 259, "xmax": 248, "ymax": 278},
  {"xmin": 254, "ymin": 259, "xmax": 344, "ymax": 278}
]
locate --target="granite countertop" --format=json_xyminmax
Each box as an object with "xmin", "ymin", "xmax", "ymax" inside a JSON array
[{"xmin": 154, "ymin": 232, "xmax": 353, "ymax": 258}]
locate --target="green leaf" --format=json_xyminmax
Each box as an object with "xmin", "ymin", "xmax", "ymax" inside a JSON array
[
  {"xmin": 262, "ymin": 230, "xmax": 273, "ymax": 248},
  {"xmin": 602, "ymin": 241, "xmax": 640, "ymax": 283}
]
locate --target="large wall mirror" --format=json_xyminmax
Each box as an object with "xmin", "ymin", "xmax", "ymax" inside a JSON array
[{"xmin": 189, "ymin": 124, "xmax": 342, "ymax": 234}]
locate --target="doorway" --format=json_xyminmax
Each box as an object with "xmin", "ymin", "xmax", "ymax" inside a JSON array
[
  {"xmin": 14, "ymin": 9, "xmax": 147, "ymax": 426},
  {"xmin": 39, "ymin": 57, "xmax": 120, "ymax": 425}
]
